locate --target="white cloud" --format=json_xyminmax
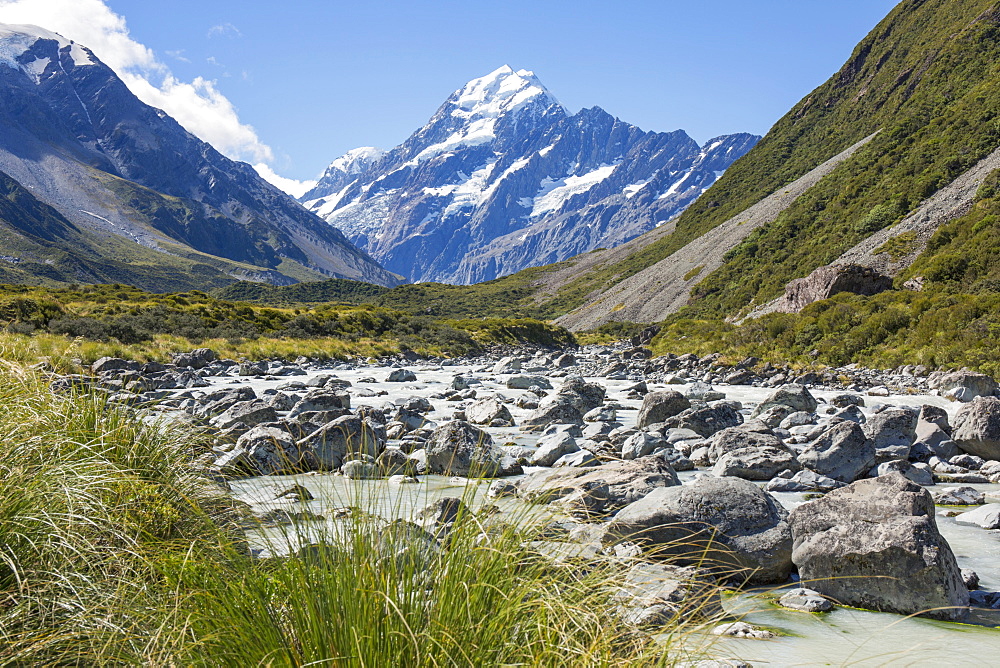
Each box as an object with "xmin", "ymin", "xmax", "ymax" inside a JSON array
[
  {"xmin": 253, "ymin": 163, "xmax": 316, "ymax": 199},
  {"xmin": 207, "ymin": 22, "xmax": 241, "ymax": 39},
  {"xmin": 0, "ymin": 0, "xmax": 272, "ymax": 163}
]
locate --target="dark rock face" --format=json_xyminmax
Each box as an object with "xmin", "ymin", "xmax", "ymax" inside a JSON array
[
  {"xmin": 789, "ymin": 474, "xmax": 969, "ymax": 621},
  {"xmin": 0, "ymin": 27, "xmax": 398, "ymax": 289},
  {"xmin": 604, "ymin": 476, "xmax": 793, "ymax": 585},
  {"xmin": 774, "ymin": 264, "xmax": 893, "ymax": 313},
  {"xmin": 302, "ymin": 66, "xmax": 759, "ymax": 284}
]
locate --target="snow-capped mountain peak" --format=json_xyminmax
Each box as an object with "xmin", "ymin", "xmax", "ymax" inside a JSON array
[
  {"xmin": 303, "ymin": 66, "xmax": 760, "ymax": 285},
  {"xmin": 0, "ymin": 23, "xmax": 95, "ymax": 81},
  {"xmin": 448, "ymin": 65, "xmax": 566, "ymax": 121},
  {"xmin": 322, "ymin": 146, "xmax": 385, "ymax": 179}
]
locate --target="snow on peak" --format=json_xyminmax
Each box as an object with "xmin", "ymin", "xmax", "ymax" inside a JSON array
[
  {"xmin": 411, "ymin": 67, "xmax": 564, "ymax": 164},
  {"xmin": 449, "ymin": 65, "xmax": 564, "ymax": 121},
  {"xmin": 0, "ymin": 23, "xmax": 94, "ymax": 77},
  {"xmin": 324, "ymin": 146, "xmax": 385, "ymax": 177}
]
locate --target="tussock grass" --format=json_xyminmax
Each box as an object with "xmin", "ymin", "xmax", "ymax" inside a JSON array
[{"xmin": 0, "ymin": 363, "xmax": 725, "ymax": 666}]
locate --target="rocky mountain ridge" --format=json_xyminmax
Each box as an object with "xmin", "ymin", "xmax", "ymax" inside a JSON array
[
  {"xmin": 0, "ymin": 23, "xmax": 400, "ymax": 291},
  {"xmin": 303, "ymin": 66, "xmax": 758, "ymax": 284}
]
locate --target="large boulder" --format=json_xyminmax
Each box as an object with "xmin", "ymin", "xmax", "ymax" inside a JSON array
[
  {"xmin": 521, "ymin": 400, "xmax": 584, "ymax": 432},
  {"xmin": 863, "ymin": 408, "xmax": 918, "ymax": 455},
  {"xmin": 662, "ymin": 403, "xmax": 743, "ymax": 438},
  {"xmin": 751, "ymin": 384, "xmax": 817, "ymax": 418},
  {"xmin": 172, "ymin": 348, "xmax": 217, "ymax": 369},
  {"xmin": 798, "ymin": 421, "xmax": 875, "ymax": 483},
  {"xmin": 789, "ymin": 474, "xmax": 969, "ymax": 621},
  {"xmin": 210, "ymin": 400, "xmax": 279, "ymax": 430},
  {"xmin": 928, "ymin": 370, "xmax": 998, "ymax": 402},
  {"xmin": 386, "ymin": 368, "xmax": 417, "ymax": 382},
  {"xmin": 297, "ymin": 416, "xmax": 383, "ymax": 470},
  {"xmin": 425, "ymin": 421, "xmax": 503, "ymax": 477},
  {"xmin": 529, "ymin": 432, "xmax": 580, "ymax": 467},
  {"xmin": 288, "ymin": 389, "xmax": 351, "ymax": 418},
  {"xmin": 604, "ymin": 476, "xmax": 793, "ymax": 585},
  {"xmin": 516, "ymin": 456, "xmax": 679, "ymax": 517},
  {"xmin": 774, "ymin": 264, "xmax": 892, "ymax": 313},
  {"xmin": 235, "ymin": 424, "xmax": 304, "ymax": 474},
  {"xmin": 636, "ymin": 391, "xmax": 691, "ymax": 429},
  {"xmin": 713, "ymin": 445, "xmax": 801, "ymax": 481},
  {"xmin": 555, "ymin": 377, "xmax": 607, "ymax": 414},
  {"xmin": 466, "ymin": 397, "xmax": 515, "ymax": 427},
  {"xmin": 952, "ymin": 396, "xmax": 1000, "ymax": 460},
  {"xmin": 706, "ymin": 427, "xmax": 784, "ymax": 463}
]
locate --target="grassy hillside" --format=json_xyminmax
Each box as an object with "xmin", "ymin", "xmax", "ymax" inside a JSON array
[{"xmin": 529, "ymin": 0, "xmax": 1000, "ymax": 318}]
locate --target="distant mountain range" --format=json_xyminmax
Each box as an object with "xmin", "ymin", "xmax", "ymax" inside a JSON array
[
  {"xmin": 302, "ymin": 66, "xmax": 758, "ymax": 284},
  {"xmin": 0, "ymin": 23, "xmax": 400, "ymax": 291}
]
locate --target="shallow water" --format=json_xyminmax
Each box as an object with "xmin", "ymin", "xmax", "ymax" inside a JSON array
[{"xmin": 207, "ymin": 360, "xmax": 1000, "ymax": 664}]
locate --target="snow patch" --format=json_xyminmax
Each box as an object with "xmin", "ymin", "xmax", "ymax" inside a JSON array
[
  {"xmin": 0, "ymin": 24, "xmax": 94, "ymax": 74},
  {"xmin": 623, "ymin": 179, "xmax": 651, "ymax": 199},
  {"xmin": 530, "ymin": 163, "xmax": 618, "ymax": 218}
]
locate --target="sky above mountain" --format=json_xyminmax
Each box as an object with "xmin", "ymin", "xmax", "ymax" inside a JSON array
[{"xmin": 0, "ymin": 0, "xmax": 898, "ymax": 191}]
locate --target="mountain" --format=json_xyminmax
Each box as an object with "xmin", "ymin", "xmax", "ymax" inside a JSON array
[
  {"xmin": 302, "ymin": 66, "xmax": 758, "ymax": 284},
  {"xmin": 490, "ymin": 0, "xmax": 1000, "ymax": 332},
  {"xmin": 0, "ymin": 24, "xmax": 400, "ymax": 291}
]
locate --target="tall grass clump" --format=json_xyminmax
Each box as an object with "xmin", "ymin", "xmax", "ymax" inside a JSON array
[{"xmin": 0, "ymin": 362, "xmax": 725, "ymax": 665}]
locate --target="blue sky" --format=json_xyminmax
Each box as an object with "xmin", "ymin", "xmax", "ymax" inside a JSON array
[{"xmin": 2, "ymin": 0, "xmax": 899, "ymax": 188}]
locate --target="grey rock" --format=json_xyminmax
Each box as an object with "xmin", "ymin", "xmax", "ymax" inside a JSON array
[
  {"xmin": 386, "ymin": 368, "xmax": 417, "ymax": 382},
  {"xmin": 934, "ymin": 486, "xmax": 985, "ymax": 506},
  {"xmin": 751, "ymin": 384, "xmax": 818, "ymax": 418},
  {"xmin": 706, "ymin": 427, "xmax": 785, "ymax": 463},
  {"xmin": 516, "ymin": 456, "xmax": 679, "ymax": 517},
  {"xmin": 425, "ymin": 421, "xmax": 503, "ymax": 477},
  {"xmin": 297, "ymin": 416, "xmax": 384, "ymax": 471},
  {"xmin": 928, "ymin": 370, "xmax": 998, "ymax": 402},
  {"xmin": 507, "ymin": 375, "xmax": 553, "ymax": 390},
  {"xmin": 774, "ymin": 264, "xmax": 892, "ymax": 313},
  {"xmin": 636, "ymin": 391, "xmax": 691, "ymax": 429},
  {"xmin": 798, "ymin": 421, "xmax": 875, "ymax": 483},
  {"xmin": 955, "ymin": 504, "xmax": 1000, "ymax": 529},
  {"xmin": 614, "ymin": 562, "xmax": 722, "ymax": 627},
  {"xmin": 556, "ymin": 377, "xmax": 606, "ymax": 414},
  {"xmin": 288, "ymin": 389, "xmax": 351, "ymax": 418},
  {"xmin": 521, "ymin": 400, "xmax": 584, "ymax": 431},
  {"xmin": 530, "ymin": 432, "xmax": 580, "ymax": 467},
  {"xmin": 864, "ymin": 407, "xmax": 917, "ymax": 453},
  {"xmin": 235, "ymin": 425, "xmax": 304, "ymax": 474},
  {"xmin": 492, "ymin": 356, "xmax": 521, "ymax": 374},
  {"xmin": 713, "ymin": 445, "xmax": 801, "ymax": 481},
  {"xmin": 663, "ymin": 403, "xmax": 743, "ymax": 438},
  {"xmin": 621, "ymin": 431, "xmax": 666, "ymax": 460},
  {"xmin": 211, "ymin": 400, "xmax": 279, "ymax": 431},
  {"xmin": 604, "ymin": 476, "xmax": 793, "ymax": 585},
  {"xmin": 789, "ymin": 473, "xmax": 969, "ymax": 621},
  {"xmin": 466, "ymin": 397, "xmax": 515, "ymax": 427},
  {"xmin": 553, "ymin": 449, "xmax": 599, "ymax": 467},
  {"xmin": 765, "ymin": 469, "xmax": 844, "ymax": 493},
  {"xmin": 778, "ymin": 587, "xmax": 834, "ymax": 613},
  {"xmin": 342, "ymin": 459, "xmax": 380, "ymax": 479},
  {"xmin": 953, "ymin": 396, "xmax": 1000, "ymax": 460}
]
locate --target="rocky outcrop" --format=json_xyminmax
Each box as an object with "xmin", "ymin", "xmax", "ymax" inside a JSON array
[
  {"xmin": 772, "ymin": 264, "xmax": 893, "ymax": 313},
  {"xmin": 789, "ymin": 474, "xmax": 969, "ymax": 621}
]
